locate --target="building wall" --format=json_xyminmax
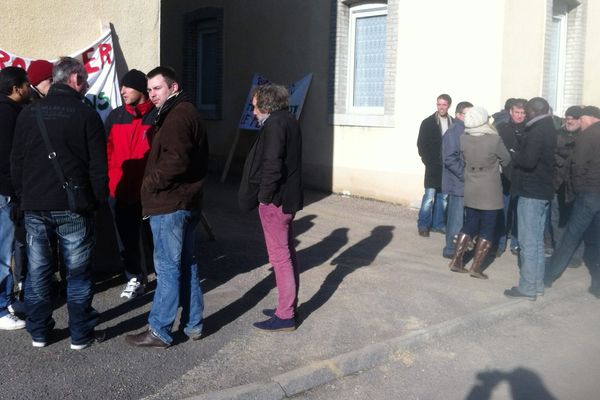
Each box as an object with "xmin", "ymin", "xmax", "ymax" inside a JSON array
[
  {"xmin": 161, "ymin": 0, "xmax": 333, "ymax": 191},
  {"xmin": 0, "ymin": 0, "xmax": 161, "ymax": 77},
  {"xmin": 583, "ymin": 0, "xmax": 600, "ymax": 105}
]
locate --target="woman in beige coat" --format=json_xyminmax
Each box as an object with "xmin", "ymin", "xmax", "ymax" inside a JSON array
[{"xmin": 449, "ymin": 107, "xmax": 511, "ymax": 278}]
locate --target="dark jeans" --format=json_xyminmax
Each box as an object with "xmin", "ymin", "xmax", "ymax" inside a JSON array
[
  {"xmin": 461, "ymin": 207, "xmax": 501, "ymax": 241},
  {"xmin": 108, "ymin": 197, "xmax": 145, "ymax": 279},
  {"xmin": 546, "ymin": 193, "xmax": 600, "ymax": 283},
  {"xmin": 24, "ymin": 211, "xmax": 98, "ymax": 345},
  {"xmin": 498, "ymin": 194, "xmax": 519, "ymax": 250},
  {"xmin": 417, "ymin": 188, "xmax": 447, "ymax": 231}
]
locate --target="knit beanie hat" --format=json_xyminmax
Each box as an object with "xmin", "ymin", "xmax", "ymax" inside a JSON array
[
  {"xmin": 121, "ymin": 69, "xmax": 147, "ymax": 93},
  {"xmin": 27, "ymin": 60, "xmax": 53, "ymax": 86},
  {"xmin": 565, "ymin": 105, "xmax": 583, "ymax": 119},
  {"xmin": 464, "ymin": 106, "xmax": 489, "ymax": 128},
  {"xmin": 581, "ymin": 105, "xmax": 600, "ymax": 119}
]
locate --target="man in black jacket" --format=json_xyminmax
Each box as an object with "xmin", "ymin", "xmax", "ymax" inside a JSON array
[
  {"xmin": 416, "ymin": 94, "xmax": 453, "ymax": 237},
  {"xmin": 0, "ymin": 66, "xmax": 30, "ymax": 330},
  {"xmin": 504, "ymin": 97, "xmax": 556, "ymax": 301},
  {"xmin": 238, "ymin": 84, "xmax": 303, "ymax": 331},
  {"xmin": 545, "ymin": 106, "xmax": 600, "ymax": 297},
  {"xmin": 11, "ymin": 57, "xmax": 108, "ymax": 349}
]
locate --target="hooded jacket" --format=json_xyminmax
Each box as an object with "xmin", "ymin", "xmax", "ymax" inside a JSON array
[
  {"xmin": 140, "ymin": 92, "xmax": 208, "ymax": 216},
  {"xmin": 105, "ymin": 100, "xmax": 155, "ymax": 203}
]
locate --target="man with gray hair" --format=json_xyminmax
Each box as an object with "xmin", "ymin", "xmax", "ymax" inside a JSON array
[
  {"xmin": 239, "ymin": 83, "xmax": 303, "ymax": 331},
  {"xmin": 11, "ymin": 57, "xmax": 107, "ymax": 349}
]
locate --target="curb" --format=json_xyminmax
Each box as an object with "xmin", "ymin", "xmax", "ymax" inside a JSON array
[{"xmin": 187, "ymin": 280, "xmax": 587, "ymax": 400}]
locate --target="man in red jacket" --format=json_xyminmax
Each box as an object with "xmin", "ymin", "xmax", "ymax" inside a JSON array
[{"xmin": 105, "ymin": 69, "xmax": 155, "ymax": 300}]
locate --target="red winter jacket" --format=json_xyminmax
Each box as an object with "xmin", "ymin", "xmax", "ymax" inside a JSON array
[{"xmin": 105, "ymin": 101, "xmax": 155, "ymax": 203}]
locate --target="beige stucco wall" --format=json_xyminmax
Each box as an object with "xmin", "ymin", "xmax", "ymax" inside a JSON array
[
  {"xmin": 0, "ymin": 0, "xmax": 160, "ymax": 77},
  {"xmin": 332, "ymin": 0, "xmax": 508, "ymax": 207},
  {"xmin": 583, "ymin": 0, "xmax": 600, "ymax": 105}
]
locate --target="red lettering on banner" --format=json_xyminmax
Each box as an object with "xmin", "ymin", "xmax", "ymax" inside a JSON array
[
  {"xmin": 99, "ymin": 44, "xmax": 112, "ymax": 65},
  {"xmin": 82, "ymin": 47, "xmax": 100, "ymax": 74},
  {"xmin": 0, "ymin": 50, "xmax": 9, "ymax": 69},
  {"xmin": 12, "ymin": 57, "xmax": 26, "ymax": 69}
]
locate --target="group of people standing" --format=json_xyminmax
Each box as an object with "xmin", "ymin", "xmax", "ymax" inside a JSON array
[
  {"xmin": 0, "ymin": 57, "xmax": 303, "ymax": 349},
  {"xmin": 417, "ymin": 94, "xmax": 600, "ymax": 300}
]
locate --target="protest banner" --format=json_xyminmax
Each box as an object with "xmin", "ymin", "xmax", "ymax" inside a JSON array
[
  {"xmin": 238, "ymin": 73, "xmax": 312, "ymax": 130},
  {"xmin": 0, "ymin": 30, "xmax": 121, "ymax": 121}
]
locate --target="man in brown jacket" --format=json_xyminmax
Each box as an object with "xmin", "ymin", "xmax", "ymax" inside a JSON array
[{"xmin": 125, "ymin": 66, "xmax": 209, "ymax": 348}]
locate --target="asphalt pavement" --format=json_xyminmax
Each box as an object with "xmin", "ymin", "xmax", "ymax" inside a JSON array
[{"xmin": 1, "ymin": 176, "xmax": 597, "ymax": 400}]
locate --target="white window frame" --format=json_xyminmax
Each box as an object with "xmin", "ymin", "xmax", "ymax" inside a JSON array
[{"xmin": 347, "ymin": 3, "xmax": 387, "ymax": 115}]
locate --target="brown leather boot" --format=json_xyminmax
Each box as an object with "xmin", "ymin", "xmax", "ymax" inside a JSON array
[
  {"xmin": 469, "ymin": 238, "xmax": 492, "ymax": 279},
  {"xmin": 449, "ymin": 232, "xmax": 470, "ymax": 273}
]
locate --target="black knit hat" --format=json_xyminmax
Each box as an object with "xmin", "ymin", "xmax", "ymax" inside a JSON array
[
  {"xmin": 581, "ymin": 106, "xmax": 600, "ymax": 119},
  {"xmin": 121, "ymin": 69, "xmax": 147, "ymax": 93},
  {"xmin": 565, "ymin": 105, "xmax": 583, "ymax": 119}
]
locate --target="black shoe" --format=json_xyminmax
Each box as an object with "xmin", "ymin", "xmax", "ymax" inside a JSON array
[
  {"xmin": 253, "ymin": 315, "xmax": 296, "ymax": 332},
  {"xmin": 504, "ymin": 286, "xmax": 536, "ymax": 301},
  {"xmin": 262, "ymin": 308, "xmax": 275, "ymax": 317},
  {"xmin": 418, "ymin": 229, "xmax": 430, "ymax": 237},
  {"xmin": 125, "ymin": 329, "xmax": 169, "ymax": 348}
]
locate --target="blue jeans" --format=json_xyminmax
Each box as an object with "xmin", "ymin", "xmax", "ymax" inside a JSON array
[
  {"xmin": 517, "ymin": 198, "xmax": 550, "ymax": 296},
  {"xmin": 24, "ymin": 211, "xmax": 97, "ymax": 344},
  {"xmin": 498, "ymin": 194, "xmax": 519, "ymax": 250},
  {"xmin": 418, "ymin": 188, "xmax": 447, "ymax": 231},
  {"xmin": 148, "ymin": 210, "xmax": 203, "ymax": 344},
  {"xmin": 546, "ymin": 193, "xmax": 600, "ymax": 283},
  {"xmin": 0, "ymin": 195, "xmax": 15, "ymax": 318},
  {"xmin": 443, "ymin": 195, "xmax": 464, "ymax": 257}
]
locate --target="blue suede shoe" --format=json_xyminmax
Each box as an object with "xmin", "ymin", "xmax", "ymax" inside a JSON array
[{"xmin": 253, "ymin": 315, "xmax": 296, "ymax": 332}]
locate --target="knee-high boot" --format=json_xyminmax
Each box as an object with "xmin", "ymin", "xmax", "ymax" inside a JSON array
[
  {"xmin": 469, "ymin": 238, "xmax": 492, "ymax": 279},
  {"xmin": 449, "ymin": 232, "xmax": 470, "ymax": 273}
]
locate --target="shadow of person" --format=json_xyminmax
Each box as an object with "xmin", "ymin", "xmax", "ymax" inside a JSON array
[
  {"xmin": 465, "ymin": 367, "xmax": 557, "ymax": 400},
  {"xmin": 200, "ymin": 214, "xmax": 317, "ymax": 294},
  {"xmin": 201, "ymin": 227, "xmax": 349, "ymax": 337},
  {"xmin": 297, "ymin": 225, "xmax": 394, "ymax": 324}
]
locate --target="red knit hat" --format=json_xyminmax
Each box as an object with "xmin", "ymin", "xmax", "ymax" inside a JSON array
[{"xmin": 27, "ymin": 60, "xmax": 53, "ymax": 86}]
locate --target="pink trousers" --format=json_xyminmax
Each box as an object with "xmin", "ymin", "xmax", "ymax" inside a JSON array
[{"xmin": 258, "ymin": 203, "xmax": 299, "ymax": 320}]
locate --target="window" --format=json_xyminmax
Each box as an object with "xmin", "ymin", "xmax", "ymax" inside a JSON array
[
  {"xmin": 329, "ymin": 1, "xmax": 396, "ymax": 127},
  {"xmin": 183, "ymin": 8, "xmax": 223, "ymax": 119},
  {"xmin": 196, "ymin": 22, "xmax": 218, "ymax": 115},
  {"xmin": 348, "ymin": 4, "xmax": 387, "ymax": 114}
]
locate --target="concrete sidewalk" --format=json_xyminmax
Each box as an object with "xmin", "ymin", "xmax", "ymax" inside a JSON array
[{"xmin": 142, "ymin": 178, "xmax": 592, "ymax": 400}]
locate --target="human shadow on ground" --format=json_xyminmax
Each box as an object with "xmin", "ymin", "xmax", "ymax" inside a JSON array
[
  {"xmin": 199, "ymin": 214, "xmax": 317, "ymax": 294},
  {"xmin": 297, "ymin": 225, "xmax": 394, "ymax": 323},
  {"xmin": 201, "ymin": 226, "xmax": 349, "ymax": 337},
  {"xmin": 97, "ymin": 280, "xmax": 157, "ymax": 340},
  {"xmin": 465, "ymin": 367, "xmax": 557, "ymax": 400}
]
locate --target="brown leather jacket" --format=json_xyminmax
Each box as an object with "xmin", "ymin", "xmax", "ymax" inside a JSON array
[{"xmin": 141, "ymin": 92, "xmax": 208, "ymax": 216}]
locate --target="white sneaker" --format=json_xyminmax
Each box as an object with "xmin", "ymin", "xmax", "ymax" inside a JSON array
[
  {"xmin": 0, "ymin": 313, "xmax": 26, "ymax": 330},
  {"xmin": 120, "ymin": 278, "xmax": 144, "ymax": 299},
  {"xmin": 32, "ymin": 340, "xmax": 47, "ymax": 348}
]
